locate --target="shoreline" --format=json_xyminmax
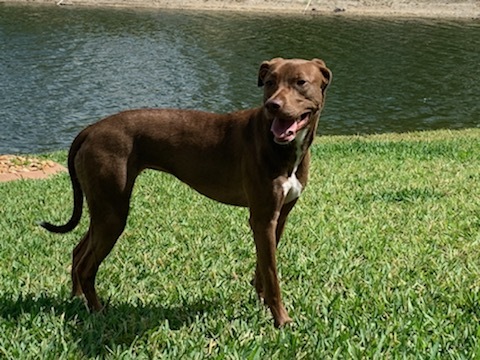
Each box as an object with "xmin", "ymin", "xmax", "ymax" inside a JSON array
[
  {"xmin": 1, "ymin": 0, "xmax": 479, "ymax": 19},
  {"xmin": 0, "ymin": 155, "xmax": 66, "ymax": 182}
]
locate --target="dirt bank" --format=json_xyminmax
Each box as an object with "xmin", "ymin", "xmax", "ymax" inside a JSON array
[
  {"xmin": 2, "ymin": 0, "xmax": 479, "ymax": 19},
  {"xmin": 0, "ymin": 155, "xmax": 66, "ymax": 182}
]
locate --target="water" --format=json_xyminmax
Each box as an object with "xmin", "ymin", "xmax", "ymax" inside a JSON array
[{"xmin": 0, "ymin": 4, "xmax": 479, "ymax": 154}]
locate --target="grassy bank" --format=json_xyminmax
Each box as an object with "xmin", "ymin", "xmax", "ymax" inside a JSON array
[{"xmin": 1, "ymin": 128, "xmax": 479, "ymax": 358}]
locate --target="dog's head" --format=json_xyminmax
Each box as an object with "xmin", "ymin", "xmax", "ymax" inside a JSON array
[{"xmin": 258, "ymin": 58, "xmax": 332, "ymax": 145}]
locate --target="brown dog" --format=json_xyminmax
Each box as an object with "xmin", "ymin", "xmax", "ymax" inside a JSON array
[{"xmin": 41, "ymin": 58, "xmax": 332, "ymax": 327}]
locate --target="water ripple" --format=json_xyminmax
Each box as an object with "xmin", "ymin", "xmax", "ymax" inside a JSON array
[{"xmin": 0, "ymin": 6, "xmax": 479, "ymax": 153}]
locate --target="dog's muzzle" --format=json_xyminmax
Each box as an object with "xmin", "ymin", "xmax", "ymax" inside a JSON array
[{"xmin": 270, "ymin": 112, "xmax": 311, "ymax": 144}]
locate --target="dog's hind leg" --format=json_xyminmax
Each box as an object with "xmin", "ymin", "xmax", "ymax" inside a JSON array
[
  {"xmin": 71, "ymin": 150, "xmax": 138, "ymax": 311},
  {"xmin": 71, "ymin": 230, "xmax": 90, "ymax": 298},
  {"xmin": 74, "ymin": 161, "xmax": 135, "ymax": 310},
  {"xmin": 75, "ymin": 203, "xmax": 129, "ymax": 311}
]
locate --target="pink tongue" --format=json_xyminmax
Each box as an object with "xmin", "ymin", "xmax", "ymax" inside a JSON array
[{"xmin": 271, "ymin": 118, "xmax": 298, "ymax": 141}]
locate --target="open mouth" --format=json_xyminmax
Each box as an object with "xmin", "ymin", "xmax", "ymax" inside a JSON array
[{"xmin": 270, "ymin": 112, "xmax": 311, "ymax": 144}]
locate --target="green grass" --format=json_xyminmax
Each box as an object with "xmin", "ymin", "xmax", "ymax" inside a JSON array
[{"xmin": 1, "ymin": 128, "xmax": 479, "ymax": 358}]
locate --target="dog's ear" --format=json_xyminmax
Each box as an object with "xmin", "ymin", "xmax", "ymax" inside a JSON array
[
  {"xmin": 257, "ymin": 61, "xmax": 271, "ymax": 87},
  {"xmin": 312, "ymin": 58, "xmax": 332, "ymax": 91},
  {"xmin": 257, "ymin": 58, "xmax": 283, "ymax": 87}
]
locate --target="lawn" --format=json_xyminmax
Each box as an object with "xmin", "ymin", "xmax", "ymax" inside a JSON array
[{"xmin": 0, "ymin": 129, "xmax": 479, "ymax": 358}]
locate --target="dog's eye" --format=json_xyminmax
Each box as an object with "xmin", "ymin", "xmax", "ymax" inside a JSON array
[
  {"xmin": 265, "ymin": 80, "xmax": 275, "ymax": 87},
  {"xmin": 296, "ymin": 79, "xmax": 307, "ymax": 86}
]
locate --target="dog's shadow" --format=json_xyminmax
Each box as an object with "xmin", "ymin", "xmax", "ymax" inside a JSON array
[{"xmin": 0, "ymin": 292, "xmax": 220, "ymax": 357}]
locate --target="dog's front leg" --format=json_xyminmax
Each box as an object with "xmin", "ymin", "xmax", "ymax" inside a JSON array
[
  {"xmin": 249, "ymin": 205, "xmax": 292, "ymax": 328},
  {"xmin": 251, "ymin": 200, "xmax": 297, "ymax": 300}
]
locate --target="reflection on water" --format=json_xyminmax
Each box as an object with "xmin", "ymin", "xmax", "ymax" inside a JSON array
[{"xmin": 0, "ymin": 5, "xmax": 479, "ymax": 153}]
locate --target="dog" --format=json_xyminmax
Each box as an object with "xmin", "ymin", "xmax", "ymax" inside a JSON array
[{"xmin": 41, "ymin": 57, "xmax": 332, "ymax": 327}]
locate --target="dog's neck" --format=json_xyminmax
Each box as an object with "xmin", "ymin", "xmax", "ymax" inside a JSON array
[
  {"xmin": 293, "ymin": 128, "xmax": 308, "ymax": 172},
  {"xmin": 251, "ymin": 107, "xmax": 317, "ymax": 176},
  {"xmin": 290, "ymin": 111, "xmax": 319, "ymax": 174}
]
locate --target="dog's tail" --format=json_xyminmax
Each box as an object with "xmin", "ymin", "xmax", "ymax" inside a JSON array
[{"xmin": 39, "ymin": 132, "xmax": 85, "ymax": 234}]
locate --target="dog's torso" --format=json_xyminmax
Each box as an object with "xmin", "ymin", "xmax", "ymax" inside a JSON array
[{"xmin": 75, "ymin": 107, "xmax": 310, "ymax": 208}]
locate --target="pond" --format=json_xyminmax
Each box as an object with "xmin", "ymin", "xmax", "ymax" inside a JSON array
[{"xmin": 0, "ymin": 4, "xmax": 479, "ymax": 153}]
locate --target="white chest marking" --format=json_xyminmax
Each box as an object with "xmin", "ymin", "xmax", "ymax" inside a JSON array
[
  {"xmin": 282, "ymin": 173, "xmax": 303, "ymax": 203},
  {"xmin": 282, "ymin": 128, "xmax": 308, "ymax": 204}
]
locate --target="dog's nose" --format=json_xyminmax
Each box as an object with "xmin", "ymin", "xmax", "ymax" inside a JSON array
[{"xmin": 265, "ymin": 98, "xmax": 283, "ymax": 112}]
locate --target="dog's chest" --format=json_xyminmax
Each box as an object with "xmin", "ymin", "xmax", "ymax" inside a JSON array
[
  {"xmin": 281, "ymin": 128, "xmax": 307, "ymax": 204},
  {"xmin": 282, "ymin": 173, "xmax": 302, "ymax": 204}
]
